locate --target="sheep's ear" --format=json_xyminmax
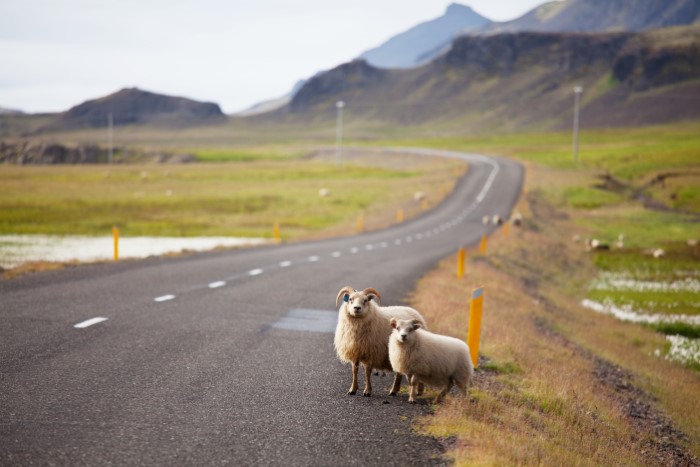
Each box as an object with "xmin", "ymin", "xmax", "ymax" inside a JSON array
[
  {"xmin": 390, "ymin": 318, "xmax": 398, "ymax": 329},
  {"xmin": 362, "ymin": 288, "xmax": 381, "ymax": 303},
  {"xmin": 336, "ymin": 286, "xmax": 355, "ymax": 307},
  {"xmin": 411, "ymin": 320, "xmax": 422, "ymax": 330}
]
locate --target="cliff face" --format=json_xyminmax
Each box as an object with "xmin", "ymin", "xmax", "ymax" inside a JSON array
[{"xmin": 52, "ymin": 88, "xmax": 226, "ymax": 129}]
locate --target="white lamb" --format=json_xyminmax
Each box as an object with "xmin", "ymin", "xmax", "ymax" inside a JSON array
[
  {"xmin": 389, "ymin": 318, "xmax": 474, "ymax": 404},
  {"xmin": 334, "ymin": 286, "xmax": 427, "ymax": 397}
]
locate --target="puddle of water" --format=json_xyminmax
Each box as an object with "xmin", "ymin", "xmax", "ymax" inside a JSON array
[{"xmin": 0, "ymin": 235, "xmax": 268, "ymax": 269}]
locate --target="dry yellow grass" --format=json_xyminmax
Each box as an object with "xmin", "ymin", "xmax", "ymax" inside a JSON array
[{"xmin": 406, "ymin": 171, "xmax": 700, "ymax": 465}]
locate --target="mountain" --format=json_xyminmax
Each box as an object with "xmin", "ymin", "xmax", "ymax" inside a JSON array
[
  {"xmin": 358, "ymin": 3, "xmax": 491, "ymax": 69},
  {"xmin": 0, "ymin": 106, "xmax": 24, "ymax": 115},
  {"xmin": 50, "ymin": 87, "xmax": 226, "ymax": 129},
  {"xmin": 280, "ymin": 24, "xmax": 700, "ymax": 131},
  {"xmin": 477, "ymin": 0, "xmax": 700, "ymax": 35}
]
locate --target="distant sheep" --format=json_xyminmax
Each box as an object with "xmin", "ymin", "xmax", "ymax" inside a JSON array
[
  {"xmin": 319, "ymin": 188, "xmax": 331, "ymax": 197},
  {"xmin": 482, "ymin": 215, "xmax": 490, "ymax": 225},
  {"xmin": 414, "ymin": 191, "xmax": 426, "ymax": 202},
  {"xmin": 491, "ymin": 215, "xmax": 503, "ymax": 225},
  {"xmin": 334, "ymin": 286, "xmax": 427, "ymax": 397},
  {"xmin": 511, "ymin": 212, "xmax": 523, "ymax": 227},
  {"xmin": 586, "ymin": 238, "xmax": 610, "ymax": 251},
  {"xmin": 389, "ymin": 318, "xmax": 473, "ymax": 404}
]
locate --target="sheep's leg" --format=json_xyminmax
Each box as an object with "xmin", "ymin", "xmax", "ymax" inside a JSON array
[
  {"xmin": 389, "ymin": 372, "xmax": 402, "ymax": 396},
  {"xmin": 363, "ymin": 364, "xmax": 373, "ymax": 396},
  {"xmin": 408, "ymin": 375, "xmax": 419, "ymax": 404},
  {"xmin": 348, "ymin": 361, "xmax": 359, "ymax": 395},
  {"xmin": 416, "ymin": 382, "xmax": 425, "ymax": 396},
  {"xmin": 435, "ymin": 378, "xmax": 454, "ymax": 403}
]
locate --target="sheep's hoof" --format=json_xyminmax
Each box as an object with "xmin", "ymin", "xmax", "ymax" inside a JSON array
[
  {"xmin": 408, "ymin": 399, "xmax": 416, "ymax": 404},
  {"xmin": 389, "ymin": 392, "xmax": 397, "ymax": 397},
  {"xmin": 363, "ymin": 392, "xmax": 371, "ymax": 397},
  {"xmin": 348, "ymin": 390, "xmax": 357, "ymax": 396}
]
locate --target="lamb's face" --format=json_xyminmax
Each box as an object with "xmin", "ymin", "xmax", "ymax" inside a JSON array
[
  {"xmin": 390, "ymin": 318, "xmax": 421, "ymax": 343},
  {"xmin": 343, "ymin": 291, "xmax": 375, "ymax": 319}
]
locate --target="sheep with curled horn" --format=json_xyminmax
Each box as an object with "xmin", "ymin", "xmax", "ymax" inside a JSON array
[{"xmin": 334, "ymin": 286, "xmax": 427, "ymax": 397}]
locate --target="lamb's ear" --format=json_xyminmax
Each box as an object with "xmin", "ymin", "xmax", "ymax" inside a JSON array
[
  {"xmin": 390, "ymin": 317, "xmax": 398, "ymax": 329},
  {"xmin": 411, "ymin": 320, "xmax": 422, "ymax": 330}
]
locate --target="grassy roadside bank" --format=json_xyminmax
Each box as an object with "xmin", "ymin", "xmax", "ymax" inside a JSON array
[
  {"xmin": 404, "ymin": 132, "xmax": 699, "ymax": 464},
  {"xmin": 408, "ymin": 190, "xmax": 699, "ymax": 465}
]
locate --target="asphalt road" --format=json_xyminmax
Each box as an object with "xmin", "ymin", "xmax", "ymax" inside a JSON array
[{"xmin": 0, "ymin": 148, "xmax": 523, "ymax": 466}]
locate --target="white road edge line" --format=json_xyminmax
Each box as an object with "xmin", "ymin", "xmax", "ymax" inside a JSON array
[
  {"xmin": 249, "ymin": 268, "xmax": 263, "ymax": 276},
  {"xmin": 74, "ymin": 317, "xmax": 108, "ymax": 329},
  {"xmin": 154, "ymin": 294, "xmax": 176, "ymax": 302},
  {"xmin": 209, "ymin": 281, "xmax": 226, "ymax": 289}
]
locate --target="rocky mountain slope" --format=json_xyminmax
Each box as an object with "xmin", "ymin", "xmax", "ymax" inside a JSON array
[{"xmin": 279, "ymin": 24, "xmax": 700, "ymax": 130}]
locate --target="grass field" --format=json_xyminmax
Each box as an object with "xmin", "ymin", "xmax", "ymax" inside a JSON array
[{"xmin": 0, "ymin": 149, "xmax": 465, "ymax": 240}]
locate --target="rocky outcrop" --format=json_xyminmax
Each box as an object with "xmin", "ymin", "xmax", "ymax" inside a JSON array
[{"xmin": 0, "ymin": 141, "xmax": 195, "ymax": 164}]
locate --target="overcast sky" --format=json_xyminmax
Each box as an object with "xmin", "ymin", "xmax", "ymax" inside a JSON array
[{"xmin": 0, "ymin": 1, "xmax": 550, "ymax": 114}]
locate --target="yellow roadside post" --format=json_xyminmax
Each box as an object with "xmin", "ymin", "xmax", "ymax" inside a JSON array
[
  {"xmin": 457, "ymin": 247, "xmax": 466, "ymax": 279},
  {"xmin": 112, "ymin": 226, "xmax": 119, "ymax": 260},
  {"xmin": 480, "ymin": 234, "xmax": 487, "ymax": 254},
  {"xmin": 356, "ymin": 215, "xmax": 365, "ymax": 233},
  {"xmin": 503, "ymin": 221, "xmax": 510, "ymax": 236},
  {"xmin": 273, "ymin": 221, "xmax": 281, "ymax": 244},
  {"xmin": 421, "ymin": 199, "xmax": 429, "ymax": 211},
  {"xmin": 396, "ymin": 208, "xmax": 404, "ymax": 223},
  {"xmin": 467, "ymin": 287, "xmax": 484, "ymax": 368}
]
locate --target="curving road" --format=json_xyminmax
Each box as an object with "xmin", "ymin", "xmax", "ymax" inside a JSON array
[{"xmin": 0, "ymin": 149, "xmax": 523, "ymax": 466}]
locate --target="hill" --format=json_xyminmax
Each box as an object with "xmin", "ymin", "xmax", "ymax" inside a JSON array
[
  {"xmin": 279, "ymin": 24, "xmax": 700, "ymax": 131},
  {"xmin": 358, "ymin": 3, "xmax": 491, "ymax": 69},
  {"xmin": 477, "ymin": 0, "xmax": 700, "ymax": 35},
  {"xmin": 48, "ymin": 87, "xmax": 226, "ymax": 130}
]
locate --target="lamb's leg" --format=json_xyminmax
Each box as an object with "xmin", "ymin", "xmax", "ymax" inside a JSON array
[
  {"xmin": 348, "ymin": 361, "xmax": 359, "ymax": 395},
  {"xmin": 435, "ymin": 378, "xmax": 454, "ymax": 403},
  {"xmin": 363, "ymin": 364, "xmax": 373, "ymax": 396},
  {"xmin": 389, "ymin": 372, "xmax": 402, "ymax": 396},
  {"xmin": 416, "ymin": 382, "xmax": 425, "ymax": 396},
  {"xmin": 408, "ymin": 375, "xmax": 418, "ymax": 404}
]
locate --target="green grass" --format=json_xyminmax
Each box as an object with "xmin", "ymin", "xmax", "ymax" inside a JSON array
[{"xmin": 0, "ymin": 156, "xmax": 455, "ymax": 239}]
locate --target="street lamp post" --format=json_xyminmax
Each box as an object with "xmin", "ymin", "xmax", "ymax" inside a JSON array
[
  {"xmin": 336, "ymin": 100, "xmax": 345, "ymax": 166},
  {"xmin": 572, "ymin": 86, "xmax": 583, "ymax": 163}
]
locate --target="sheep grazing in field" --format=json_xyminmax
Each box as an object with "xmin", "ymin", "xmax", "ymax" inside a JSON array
[
  {"xmin": 615, "ymin": 233, "xmax": 625, "ymax": 249},
  {"xmin": 652, "ymin": 248, "xmax": 665, "ymax": 259},
  {"xmin": 389, "ymin": 318, "xmax": 474, "ymax": 404},
  {"xmin": 319, "ymin": 188, "xmax": 331, "ymax": 197},
  {"xmin": 511, "ymin": 211, "xmax": 523, "ymax": 227},
  {"xmin": 334, "ymin": 286, "xmax": 427, "ymax": 397},
  {"xmin": 586, "ymin": 238, "xmax": 610, "ymax": 252}
]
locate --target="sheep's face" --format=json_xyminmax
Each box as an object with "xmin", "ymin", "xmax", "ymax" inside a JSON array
[
  {"xmin": 390, "ymin": 318, "xmax": 421, "ymax": 343},
  {"xmin": 343, "ymin": 291, "xmax": 377, "ymax": 319}
]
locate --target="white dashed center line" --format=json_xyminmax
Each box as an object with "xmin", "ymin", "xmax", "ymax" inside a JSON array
[
  {"xmin": 350, "ymin": 247, "xmax": 359, "ymax": 254},
  {"xmin": 248, "ymin": 268, "xmax": 263, "ymax": 276},
  {"xmin": 308, "ymin": 256, "xmax": 319, "ymax": 262},
  {"xmin": 74, "ymin": 317, "xmax": 107, "ymax": 329},
  {"xmin": 279, "ymin": 260, "xmax": 292, "ymax": 267},
  {"xmin": 331, "ymin": 251, "xmax": 342, "ymax": 258},
  {"xmin": 154, "ymin": 294, "xmax": 175, "ymax": 302},
  {"xmin": 209, "ymin": 281, "xmax": 226, "ymax": 289}
]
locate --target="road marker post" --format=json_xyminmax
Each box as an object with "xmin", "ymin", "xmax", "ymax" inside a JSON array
[
  {"xmin": 480, "ymin": 234, "xmax": 487, "ymax": 254},
  {"xmin": 457, "ymin": 247, "xmax": 466, "ymax": 278},
  {"xmin": 467, "ymin": 287, "xmax": 484, "ymax": 368},
  {"xmin": 421, "ymin": 199, "xmax": 429, "ymax": 211},
  {"xmin": 356, "ymin": 215, "xmax": 365, "ymax": 233},
  {"xmin": 503, "ymin": 222, "xmax": 510, "ymax": 236},
  {"xmin": 396, "ymin": 208, "xmax": 404, "ymax": 223},
  {"xmin": 273, "ymin": 221, "xmax": 281, "ymax": 244},
  {"xmin": 112, "ymin": 226, "xmax": 119, "ymax": 260}
]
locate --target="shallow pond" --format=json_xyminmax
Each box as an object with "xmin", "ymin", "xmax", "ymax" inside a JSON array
[{"xmin": 0, "ymin": 235, "xmax": 268, "ymax": 269}]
